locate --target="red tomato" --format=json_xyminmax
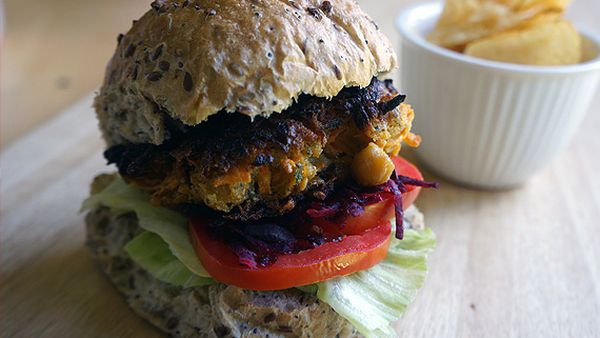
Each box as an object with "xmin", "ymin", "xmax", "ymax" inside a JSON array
[
  {"xmin": 190, "ymin": 218, "xmax": 392, "ymax": 290},
  {"xmin": 189, "ymin": 156, "xmax": 424, "ymax": 290}
]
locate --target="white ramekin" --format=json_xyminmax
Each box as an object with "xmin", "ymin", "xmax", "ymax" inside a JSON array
[{"xmin": 396, "ymin": 2, "xmax": 600, "ymax": 189}]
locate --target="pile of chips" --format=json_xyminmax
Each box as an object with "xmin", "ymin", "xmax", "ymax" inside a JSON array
[{"xmin": 428, "ymin": 0, "xmax": 582, "ymax": 65}]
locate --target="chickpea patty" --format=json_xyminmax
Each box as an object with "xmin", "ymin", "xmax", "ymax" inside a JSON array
[{"xmin": 104, "ymin": 79, "xmax": 419, "ymax": 220}]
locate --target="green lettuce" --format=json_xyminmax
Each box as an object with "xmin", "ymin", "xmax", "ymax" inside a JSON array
[
  {"xmin": 125, "ymin": 231, "xmax": 213, "ymax": 288},
  {"xmin": 81, "ymin": 177, "xmax": 211, "ymax": 278},
  {"xmin": 316, "ymin": 228, "xmax": 435, "ymax": 337},
  {"xmin": 83, "ymin": 176, "xmax": 435, "ymax": 338}
]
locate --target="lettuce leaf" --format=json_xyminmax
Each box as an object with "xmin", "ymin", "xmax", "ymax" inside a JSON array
[
  {"xmin": 81, "ymin": 177, "xmax": 211, "ymax": 278},
  {"xmin": 82, "ymin": 176, "xmax": 435, "ymax": 338},
  {"xmin": 125, "ymin": 231, "xmax": 214, "ymax": 288},
  {"xmin": 316, "ymin": 228, "xmax": 436, "ymax": 338}
]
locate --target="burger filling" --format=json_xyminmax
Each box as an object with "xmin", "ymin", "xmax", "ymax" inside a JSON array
[{"xmin": 105, "ymin": 78, "xmax": 420, "ymax": 220}]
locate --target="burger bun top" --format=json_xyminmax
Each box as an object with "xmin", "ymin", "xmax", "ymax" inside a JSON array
[{"xmin": 95, "ymin": 0, "xmax": 397, "ymax": 146}]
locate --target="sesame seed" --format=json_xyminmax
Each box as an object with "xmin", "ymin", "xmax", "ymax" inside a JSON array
[
  {"xmin": 333, "ymin": 65, "xmax": 342, "ymax": 80},
  {"xmin": 183, "ymin": 72, "xmax": 193, "ymax": 91},
  {"xmin": 278, "ymin": 325, "xmax": 293, "ymax": 333},
  {"xmin": 306, "ymin": 7, "xmax": 322, "ymax": 20},
  {"xmin": 131, "ymin": 65, "xmax": 139, "ymax": 80},
  {"xmin": 125, "ymin": 44, "xmax": 136, "ymax": 58},
  {"xmin": 263, "ymin": 312, "xmax": 276, "ymax": 323},
  {"xmin": 371, "ymin": 19, "xmax": 379, "ymax": 30},
  {"xmin": 147, "ymin": 72, "xmax": 163, "ymax": 81},
  {"xmin": 158, "ymin": 61, "xmax": 170, "ymax": 71},
  {"xmin": 150, "ymin": 0, "xmax": 168, "ymax": 13},
  {"xmin": 320, "ymin": 1, "xmax": 332, "ymax": 14},
  {"xmin": 152, "ymin": 44, "xmax": 164, "ymax": 60}
]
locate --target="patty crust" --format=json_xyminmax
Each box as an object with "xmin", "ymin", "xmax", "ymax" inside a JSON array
[{"xmin": 105, "ymin": 79, "xmax": 419, "ymax": 219}]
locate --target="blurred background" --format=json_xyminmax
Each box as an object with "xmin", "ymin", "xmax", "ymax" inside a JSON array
[{"xmin": 1, "ymin": 0, "xmax": 598, "ymax": 147}]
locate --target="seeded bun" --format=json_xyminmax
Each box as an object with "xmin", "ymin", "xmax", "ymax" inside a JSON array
[{"xmin": 94, "ymin": 0, "xmax": 397, "ymax": 146}]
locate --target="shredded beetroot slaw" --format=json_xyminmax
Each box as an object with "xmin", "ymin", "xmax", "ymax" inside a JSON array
[
  {"xmin": 209, "ymin": 171, "xmax": 438, "ymax": 268},
  {"xmin": 306, "ymin": 171, "xmax": 438, "ymax": 240}
]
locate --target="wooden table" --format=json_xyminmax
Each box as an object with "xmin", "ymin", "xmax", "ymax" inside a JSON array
[
  {"xmin": 1, "ymin": 0, "xmax": 149, "ymax": 146},
  {"xmin": 3, "ymin": 1, "xmax": 600, "ymax": 337}
]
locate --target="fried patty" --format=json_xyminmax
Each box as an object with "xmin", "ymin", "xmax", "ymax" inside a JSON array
[{"xmin": 105, "ymin": 79, "xmax": 419, "ymax": 219}]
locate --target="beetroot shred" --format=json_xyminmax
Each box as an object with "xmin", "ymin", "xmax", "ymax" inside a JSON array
[
  {"xmin": 210, "ymin": 171, "xmax": 438, "ymax": 267},
  {"xmin": 307, "ymin": 171, "xmax": 438, "ymax": 240}
]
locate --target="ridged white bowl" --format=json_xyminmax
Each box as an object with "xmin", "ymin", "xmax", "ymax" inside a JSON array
[{"xmin": 396, "ymin": 2, "xmax": 600, "ymax": 189}]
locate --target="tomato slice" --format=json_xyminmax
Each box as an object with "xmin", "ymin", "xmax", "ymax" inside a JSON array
[
  {"xmin": 189, "ymin": 156, "xmax": 424, "ymax": 290},
  {"xmin": 190, "ymin": 217, "xmax": 392, "ymax": 290}
]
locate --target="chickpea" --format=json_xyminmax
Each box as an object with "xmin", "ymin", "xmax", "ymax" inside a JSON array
[{"xmin": 351, "ymin": 142, "xmax": 395, "ymax": 186}]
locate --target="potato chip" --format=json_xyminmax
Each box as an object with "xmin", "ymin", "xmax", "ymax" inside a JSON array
[
  {"xmin": 512, "ymin": 0, "xmax": 571, "ymax": 11},
  {"xmin": 463, "ymin": 18, "xmax": 581, "ymax": 65},
  {"xmin": 428, "ymin": 0, "xmax": 571, "ymax": 50}
]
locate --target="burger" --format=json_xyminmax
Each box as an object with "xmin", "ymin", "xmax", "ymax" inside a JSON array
[{"xmin": 82, "ymin": 0, "xmax": 438, "ymax": 337}]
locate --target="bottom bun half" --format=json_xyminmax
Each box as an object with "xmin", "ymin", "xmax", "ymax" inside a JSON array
[{"xmin": 85, "ymin": 206, "xmax": 362, "ymax": 338}]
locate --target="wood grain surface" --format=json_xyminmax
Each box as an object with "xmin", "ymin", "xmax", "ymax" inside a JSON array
[
  {"xmin": 1, "ymin": 0, "xmax": 149, "ymax": 146},
  {"xmin": 2, "ymin": 1, "xmax": 600, "ymax": 337}
]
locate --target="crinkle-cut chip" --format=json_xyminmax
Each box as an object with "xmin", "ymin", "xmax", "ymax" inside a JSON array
[
  {"xmin": 464, "ymin": 18, "xmax": 581, "ymax": 65},
  {"xmin": 428, "ymin": 0, "xmax": 571, "ymax": 49}
]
